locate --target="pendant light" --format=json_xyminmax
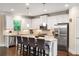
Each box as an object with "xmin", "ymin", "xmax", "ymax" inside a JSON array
[
  {"xmin": 26, "ymin": 7, "xmax": 30, "ymax": 28},
  {"xmin": 26, "ymin": 7, "xmax": 29, "ymax": 16},
  {"xmin": 43, "ymin": 3, "xmax": 47, "ymax": 12},
  {"xmin": 42, "ymin": 3, "xmax": 47, "ymax": 27}
]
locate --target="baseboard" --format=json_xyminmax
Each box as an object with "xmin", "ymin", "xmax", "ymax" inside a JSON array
[
  {"xmin": 69, "ymin": 48, "xmax": 76, "ymax": 54},
  {"xmin": 69, "ymin": 51, "xmax": 79, "ymax": 56},
  {"xmin": 69, "ymin": 48, "xmax": 79, "ymax": 55}
]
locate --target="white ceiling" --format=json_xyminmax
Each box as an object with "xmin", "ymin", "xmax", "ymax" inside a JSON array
[{"xmin": 0, "ymin": 3, "xmax": 79, "ymax": 16}]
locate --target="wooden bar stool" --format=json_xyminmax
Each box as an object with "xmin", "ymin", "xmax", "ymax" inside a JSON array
[
  {"xmin": 17, "ymin": 36, "xmax": 23, "ymax": 55},
  {"xmin": 22, "ymin": 37, "xmax": 29, "ymax": 56},
  {"xmin": 36, "ymin": 38, "xmax": 45, "ymax": 56},
  {"xmin": 28, "ymin": 37, "xmax": 37, "ymax": 56}
]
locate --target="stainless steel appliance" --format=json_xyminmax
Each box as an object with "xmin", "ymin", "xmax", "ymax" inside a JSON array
[{"xmin": 54, "ymin": 23, "xmax": 69, "ymax": 53}]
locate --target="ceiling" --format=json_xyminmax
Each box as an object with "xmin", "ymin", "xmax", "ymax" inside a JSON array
[{"xmin": 0, "ymin": 3, "xmax": 79, "ymax": 16}]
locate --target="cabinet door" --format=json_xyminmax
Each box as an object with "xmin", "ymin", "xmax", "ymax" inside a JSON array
[
  {"xmin": 9, "ymin": 36, "xmax": 15, "ymax": 46},
  {"xmin": 76, "ymin": 17, "xmax": 79, "ymax": 37},
  {"xmin": 76, "ymin": 17, "xmax": 79, "ymax": 54},
  {"xmin": 76, "ymin": 38, "xmax": 79, "ymax": 54}
]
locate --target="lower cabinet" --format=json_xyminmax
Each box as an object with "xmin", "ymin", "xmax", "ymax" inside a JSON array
[
  {"xmin": 76, "ymin": 38, "xmax": 79, "ymax": 54},
  {"xmin": 4, "ymin": 36, "xmax": 16, "ymax": 48}
]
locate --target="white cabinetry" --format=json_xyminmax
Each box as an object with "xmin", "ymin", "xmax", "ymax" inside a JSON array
[
  {"xmin": 4, "ymin": 35, "xmax": 16, "ymax": 48},
  {"xmin": 76, "ymin": 17, "xmax": 79, "ymax": 54}
]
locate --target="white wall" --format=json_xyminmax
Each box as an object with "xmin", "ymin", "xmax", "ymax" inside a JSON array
[
  {"xmin": 0, "ymin": 15, "xmax": 5, "ymax": 46},
  {"xmin": 6, "ymin": 15, "xmax": 13, "ymax": 29},
  {"xmin": 31, "ymin": 17, "xmax": 40, "ymax": 29},
  {"xmin": 5, "ymin": 15, "xmax": 31, "ymax": 30},
  {"xmin": 21, "ymin": 17, "xmax": 31, "ymax": 30},
  {"xmin": 32, "ymin": 14, "xmax": 69, "ymax": 29}
]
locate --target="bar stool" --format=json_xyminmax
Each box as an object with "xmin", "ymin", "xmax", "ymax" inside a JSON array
[
  {"xmin": 17, "ymin": 36, "xmax": 23, "ymax": 55},
  {"xmin": 22, "ymin": 37, "xmax": 29, "ymax": 56},
  {"xmin": 28, "ymin": 37, "xmax": 37, "ymax": 56},
  {"xmin": 36, "ymin": 38, "xmax": 45, "ymax": 56}
]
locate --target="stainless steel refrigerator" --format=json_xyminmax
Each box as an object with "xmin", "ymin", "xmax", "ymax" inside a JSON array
[{"xmin": 54, "ymin": 23, "xmax": 69, "ymax": 53}]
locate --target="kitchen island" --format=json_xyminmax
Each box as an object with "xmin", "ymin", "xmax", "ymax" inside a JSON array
[{"xmin": 4, "ymin": 33, "xmax": 57, "ymax": 56}]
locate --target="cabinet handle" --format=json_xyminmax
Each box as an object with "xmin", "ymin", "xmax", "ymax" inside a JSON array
[{"xmin": 76, "ymin": 37, "xmax": 79, "ymax": 39}]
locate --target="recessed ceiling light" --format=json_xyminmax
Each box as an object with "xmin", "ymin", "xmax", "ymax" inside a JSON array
[
  {"xmin": 28, "ymin": 12, "xmax": 31, "ymax": 15},
  {"xmin": 10, "ymin": 8, "xmax": 14, "ymax": 11},
  {"xmin": 26, "ymin": 3, "xmax": 30, "ymax": 6},
  {"xmin": 65, "ymin": 4, "xmax": 69, "ymax": 8},
  {"xmin": 43, "ymin": 9, "xmax": 47, "ymax": 12}
]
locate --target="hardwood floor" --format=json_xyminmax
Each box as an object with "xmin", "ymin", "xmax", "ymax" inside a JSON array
[
  {"xmin": 0, "ymin": 47, "xmax": 17, "ymax": 56},
  {"xmin": 0, "ymin": 47, "xmax": 72, "ymax": 56},
  {"xmin": 57, "ymin": 51, "xmax": 72, "ymax": 56}
]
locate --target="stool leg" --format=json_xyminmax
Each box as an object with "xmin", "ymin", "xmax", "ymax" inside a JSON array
[
  {"xmin": 17, "ymin": 44, "xmax": 21, "ymax": 55},
  {"xmin": 43, "ymin": 50, "xmax": 45, "ymax": 56},
  {"xmin": 25, "ymin": 45, "xmax": 28, "ymax": 56},
  {"xmin": 33, "ymin": 47, "xmax": 36, "ymax": 56},
  {"xmin": 29, "ymin": 46, "xmax": 31, "ymax": 55},
  {"xmin": 26, "ymin": 45, "xmax": 28, "ymax": 55},
  {"xmin": 39, "ymin": 49, "xmax": 41, "ymax": 56},
  {"xmin": 20, "ymin": 44, "xmax": 22, "ymax": 55},
  {"xmin": 38, "ymin": 48, "xmax": 39, "ymax": 56},
  {"xmin": 23, "ymin": 45, "xmax": 24, "ymax": 56},
  {"xmin": 17, "ymin": 44, "xmax": 19, "ymax": 55}
]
